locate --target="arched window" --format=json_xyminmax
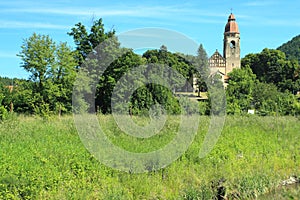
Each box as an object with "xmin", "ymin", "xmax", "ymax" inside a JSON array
[{"xmin": 230, "ymin": 40, "xmax": 236, "ymax": 48}]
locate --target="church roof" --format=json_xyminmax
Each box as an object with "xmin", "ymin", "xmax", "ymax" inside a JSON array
[
  {"xmin": 208, "ymin": 50, "xmax": 226, "ymax": 68},
  {"xmin": 225, "ymin": 13, "xmax": 239, "ymax": 33},
  {"xmin": 209, "ymin": 50, "xmax": 225, "ymax": 62}
]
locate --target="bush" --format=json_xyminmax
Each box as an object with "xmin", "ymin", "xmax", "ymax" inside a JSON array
[
  {"xmin": 198, "ymin": 101, "xmax": 209, "ymax": 115},
  {"xmin": 0, "ymin": 106, "xmax": 8, "ymax": 121}
]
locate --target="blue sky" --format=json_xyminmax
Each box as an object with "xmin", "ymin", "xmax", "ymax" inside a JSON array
[{"xmin": 0, "ymin": 0, "xmax": 299, "ymax": 78}]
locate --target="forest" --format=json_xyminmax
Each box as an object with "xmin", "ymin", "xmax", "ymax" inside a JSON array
[{"xmin": 0, "ymin": 18, "xmax": 300, "ymax": 120}]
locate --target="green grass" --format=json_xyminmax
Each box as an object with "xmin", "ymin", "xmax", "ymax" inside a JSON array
[
  {"xmin": 258, "ymin": 184, "xmax": 300, "ymax": 200},
  {"xmin": 0, "ymin": 114, "xmax": 299, "ymax": 199}
]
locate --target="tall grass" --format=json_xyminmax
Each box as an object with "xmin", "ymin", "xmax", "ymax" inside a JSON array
[{"xmin": 0, "ymin": 115, "xmax": 299, "ymax": 199}]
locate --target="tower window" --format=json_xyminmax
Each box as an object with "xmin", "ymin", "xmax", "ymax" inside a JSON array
[{"xmin": 230, "ymin": 41, "xmax": 236, "ymax": 48}]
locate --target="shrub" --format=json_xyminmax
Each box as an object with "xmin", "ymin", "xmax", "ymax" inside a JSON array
[{"xmin": 0, "ymin": 106, "xmax": 8, "ymax": 121}]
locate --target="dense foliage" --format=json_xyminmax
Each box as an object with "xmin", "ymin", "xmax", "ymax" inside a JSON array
[
  {"xmin": 277, "ymin": 34, "xmax": 300, "ymax": 63},
  {"xmin": 0, "ymin": 18, "xmax": 299, "ymax": 117},
  {"xmin": 229, "ymin": 47, "xmax": 300, "ymax": 115},
  {"xmin": 242, "ymin": 48, "xmax": 300, "ymax": 94}
]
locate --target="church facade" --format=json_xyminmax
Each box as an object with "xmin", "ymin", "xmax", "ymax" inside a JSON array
[{"xmin": 208, "ymin": 13, "xmax": 241, "ymax": 86}]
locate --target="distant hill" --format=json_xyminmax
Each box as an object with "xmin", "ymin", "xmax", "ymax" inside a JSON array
[
  {"xmin": 0, "ymin": 77, "xmax": 25, "ymax": 86},
  {"xmin": 0, "ymin": 77, "xmax": 14, "ymax": 86},
  {"xmin": 277, "ymin": 34, "xmax": 300, "ymax": 63}
]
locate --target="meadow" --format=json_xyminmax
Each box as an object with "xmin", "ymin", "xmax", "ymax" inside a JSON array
[{"xmin": 0, "ymin": 114, "xmax": 299, "ymax": 199}]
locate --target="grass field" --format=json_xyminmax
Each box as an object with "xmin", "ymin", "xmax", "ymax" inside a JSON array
[{"xmin": 0, "ymin": 114, "xmax": 299, "ymax": 199}]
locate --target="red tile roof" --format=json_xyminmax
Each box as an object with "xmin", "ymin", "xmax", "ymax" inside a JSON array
[{"xmin": 225, "ymin": 13, "xmax": 239, "ymax": 33}]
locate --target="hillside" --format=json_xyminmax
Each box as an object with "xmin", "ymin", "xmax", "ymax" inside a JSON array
[
  {"xmin": 277, "ymin": 34, "xmax": 300, "ymax": 63},
  {"xmin": 0, "ymin": 77, "xmax": 14, "ymax": 86}
]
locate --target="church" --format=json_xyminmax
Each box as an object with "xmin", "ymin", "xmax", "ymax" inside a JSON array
[{"xmin": 207, "ymin": 12, "xmax": 241, "ymax": 86}]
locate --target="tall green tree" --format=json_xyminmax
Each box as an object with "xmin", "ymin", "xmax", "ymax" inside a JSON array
[
  {"xmin": 226, "ymin": 67, "xmax": 257, "ymax": 114},
  {"xmin": 197, "ymin": 44, "xmax": 208, "ymax": 69},
  {"xmin": 18, "ymin": 33, "xmax": 56, "ymax": 99},
  {"xmin": 18, "ymin": 33, "xmax": 77, "ymax": 115},
  {"xmin": 195, "ymin": 44, "xmax": 209, "ymax": 94},
  {"xmin": 68, "ymin": 18, "xmax": 116, "ymax": 67},
  {"xmin": 69, "ymin": 18, "xmax": 122, "ymax": 114},
  {"xmin": 48, "ymin": 42, "xmax": 77, "ymax": 114}
]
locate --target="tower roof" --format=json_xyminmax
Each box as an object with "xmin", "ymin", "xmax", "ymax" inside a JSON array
[{"xmin": 225, "ymin": 13, "xmax": 239, "ymax": 33}]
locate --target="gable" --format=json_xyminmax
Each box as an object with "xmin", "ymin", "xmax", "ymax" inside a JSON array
[{"xmin": 208, "ymin": 51, "xmax": 226, "ymax": 68}]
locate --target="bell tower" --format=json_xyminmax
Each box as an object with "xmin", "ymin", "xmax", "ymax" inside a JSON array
[{"xmin": 223, "ymin": 13, "xmax": 240, "ymax": 74}]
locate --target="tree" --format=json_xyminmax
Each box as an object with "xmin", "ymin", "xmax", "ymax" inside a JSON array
[
  {"xmin": 18, "ymin": 33, "xmax": 77, "ymax": 115},
  {"xmin": 252, "ymin": 82, "xmax": 295, "ymax": 115},
  {"xmin": 242, "ymin": 48, "xmax": 300, "ymax": 93},
  {"xmin": 18, "ymin": 33, "xmax": 56, "ymax": 100},
  {"xmin": 195, "ymin": 44, "xmax": 209, "ymax": 94},
  {"xmin": 48, "ymin": 42, "xmax": 77, "ymax": 115},
  {"xmin": 96, "ymin": 50, "xmax": 145, "ymax": 113},
  {"xmin": 68, "ymin": 18, "xmax": 116, "ymax": 67},
  {"xmin": 206, "ymin": 72, "xmax": 226, "ymax": 116},
  {"xmin": 197, "ymin": 44, "xmax": 208, "ymax": 67},
  {"xmin": 242, "ymin": 48, "xmax": 285, "ymax": 83},
  {"xmin": 143, "ymin": 48, "xmax": 193, "ymax": 92},
  {"xmin": 226, "ymin": 67, "xmax": 257, "ymax": 114},
  {"xmin": 10, "ymin": 80, "xmax": 34, "ymax": 114},
  {"xmin": 69, "ymin": 18, "xmax": 122, "ymax": 113}
]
